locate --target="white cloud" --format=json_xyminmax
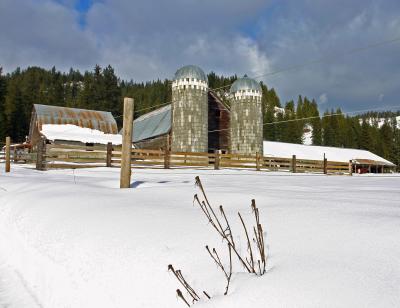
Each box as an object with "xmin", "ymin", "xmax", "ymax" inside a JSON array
[{"xmin": 319, "ymin": 93, "xmax": 328, "ymax": 104}]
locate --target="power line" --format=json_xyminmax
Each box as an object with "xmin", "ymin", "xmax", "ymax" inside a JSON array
[
  {"xmin": 211, "ymin": 36, "xmax": 400, "ymax": 92},
  {"xmin": 207, "ymin": 104, "xmax": 400, "ymax": 133},
  {"xmin": 114, "ymin": 36, "xmax": 400, "ymax": 120}
]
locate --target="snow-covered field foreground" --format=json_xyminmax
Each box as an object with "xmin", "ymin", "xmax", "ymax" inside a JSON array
[{"xmin": 0, "ymin": 165, "xmax": 399, "ymax": 308}]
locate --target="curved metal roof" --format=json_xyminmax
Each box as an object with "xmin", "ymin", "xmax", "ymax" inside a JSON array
[
  {"xmin": 230, "ymin": 75, "xmax": 261, "ymax": 93},
  {"xmin": 174, "ymin": 65, "xmax": 208, "ymax": 82},
  {"xmin": 33, "ymin": 104, "xmax": 118, "ymax": 134}
]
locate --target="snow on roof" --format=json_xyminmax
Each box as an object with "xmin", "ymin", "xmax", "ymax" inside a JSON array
[
  {"xmin": 264, "ymin": 141, "xmax": 395, "ymax": 166},
  {"xmin": 33, "ymin": 104, "xmax": 118, "ymax": 134},
  {"xmin": 41, "ymin": 124, "xmax": 122, "ymax": 145}
]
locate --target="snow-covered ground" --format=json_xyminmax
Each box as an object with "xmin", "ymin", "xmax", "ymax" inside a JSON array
[{"xmin": 0, "ymin": 164, "xmax": 399, "ymax": 307}]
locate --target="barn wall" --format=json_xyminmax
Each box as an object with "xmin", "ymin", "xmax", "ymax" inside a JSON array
[
  {"xmin": 134, "ymin": 134, "xmax": 169, "ymax": 150},
  {"xmin": 208, "ymin": 92, "xmax": 230, "ymax": 152}
]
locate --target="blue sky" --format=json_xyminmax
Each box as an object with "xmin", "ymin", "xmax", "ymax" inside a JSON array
[{"xmin": 1, "ymin": 0, "xmax": 400, "ymax": 113}]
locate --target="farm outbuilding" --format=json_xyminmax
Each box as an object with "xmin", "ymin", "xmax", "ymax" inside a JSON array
[
  {"xmin": 264, "ymin": 141, "xmax": 396, "ymax": 173},
  {"xmin": 29, "ymin": 104, "xmax": 118, "ymax": 147}
]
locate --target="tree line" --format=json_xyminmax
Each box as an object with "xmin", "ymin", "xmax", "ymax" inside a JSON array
[{"xmin": 0, "ymin": 65, "xmax": 399, "ymax": 169}]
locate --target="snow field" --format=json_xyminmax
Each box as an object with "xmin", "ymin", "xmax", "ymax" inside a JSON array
[{"xmin": 0, "ymin": 165, "xmax": 399, "ymax": 307}]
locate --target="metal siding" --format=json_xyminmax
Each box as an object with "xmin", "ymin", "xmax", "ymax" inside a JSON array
[
  {"xmin": 122, "ymin": 105, "xmax": 171, "ymax": 142},
  {"xmin": 33, "ymin": 104, "xmax": 118, "ymax": 134}
]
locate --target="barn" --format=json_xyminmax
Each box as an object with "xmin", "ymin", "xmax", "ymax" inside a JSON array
[
  {"xmin": 29, "ymin": 104, "xmax": 119, "ymax": 147},
  {"xmin": 130, "ymin": 90, "xmax": 230, "ymax": 153}
]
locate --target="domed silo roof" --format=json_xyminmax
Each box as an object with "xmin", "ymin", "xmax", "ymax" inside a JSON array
[
  {"xmin": 174, "ymin": 65, "xmax": 208, "ymax": 82},
  {"xmin": 230, "ymin": 75, "xmax": 261, "ymax": 93}
]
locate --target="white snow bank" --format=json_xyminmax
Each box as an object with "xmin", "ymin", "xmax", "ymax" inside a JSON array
[
  {"xmin": 264, "ymin": 140, "xmax": 394, "ymax": 165},
  {"xmin": 41, "ymin": 124, "xmax": 122, "ymax": 145},
  {"xmin": 0, "ymin": 165, "xmax": 399, "ymax": 307}
]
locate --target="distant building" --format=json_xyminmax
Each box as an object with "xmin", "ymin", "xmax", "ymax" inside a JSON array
[
  {"xmin": 29, "ymin": 104, "xmax": 118, "ymax": 147},
  {"xmin": 264, "ymin": 141, "xmax": 396, "ymax": 173}
]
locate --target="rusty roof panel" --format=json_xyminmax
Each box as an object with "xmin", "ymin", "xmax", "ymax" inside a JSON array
[{"xmin": 33, "ymin": 104, "xmax": 118, "ymax": 134}]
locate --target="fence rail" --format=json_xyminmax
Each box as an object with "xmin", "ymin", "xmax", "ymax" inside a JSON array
[
  {"xmin": 108, "ymin": 148, "xmax": 351, "ymax": 174},
  {"xmin": 3, "ymin": 140, "xmax": 353, "ymax": 175}
]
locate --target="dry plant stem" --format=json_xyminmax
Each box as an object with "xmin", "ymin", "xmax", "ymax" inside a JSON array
[
  {"xmin": 176, "ymin": 289, "xmax": 191, "ymax": 307},
  {"xmin": 219, "ymin": 205, "xmax": 236, "ymax": 248},
  {"xmin": 195, "ymin": 177, "xmax": 226, "ymax": 236},
  {"xmin": 168, "ymin": 265, "xmax": 200, "ymax": 302},
  {"xmin": 238, "ymin": 212, "xmax": 256, "ymax": 273},
  {"xmin": 203, "ymin": 291, "xmax": 211, "ymax": 299},
  {"xmin": 225, "ymin": 243, "xmax": 233, "ymax": 295},
  {"xmin": 205, "ymin": 245, "xmax": 232, "ymax": 295},
  {"xmin": 251, "ymin": 199, "xmax": 267, "ymax": 275},
  {"xmin": 194, "ymin": 177, "xmax": 252, "ymax": 273}
]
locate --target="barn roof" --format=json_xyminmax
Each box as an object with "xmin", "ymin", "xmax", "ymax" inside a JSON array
[
  {"xmin": 129, "ymin": 104, "xmax": 171, "ymax": 142},
  {"xmin": 33, "ymin": 104, "xmax": 118, "ymax": 134},
  {"xmin": 264, "ymin": 141, "xmax": 395, "ymax": 166}
]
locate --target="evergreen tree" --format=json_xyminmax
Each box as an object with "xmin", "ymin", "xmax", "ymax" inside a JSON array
[{"xmin": 0, "ymin": 68, "xmax": 7, "ymax": 142}]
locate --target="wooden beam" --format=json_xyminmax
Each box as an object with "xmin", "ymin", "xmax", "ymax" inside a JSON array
[
  {"xmin": 348, "ymin": 160, "xmax": 353, "ymax": 176},
  {"xmin": 120, "ymin": 97, "xmax": 134, "ymax": 188},
  {"xmin": 164, "ymin": 135, "xmax": 170, "ymax": 169},
  {"xmin": 214, "ymin": 150, "xmax": 220, "ymax": 170},
  {"xmin": 5, "ymin": 137, "xmax": 11, "ymax": 172},
  {"xmin": 291, "ymin": 155, "xmax": 296, "ymax": 173},
  {"xmin": 106, "ymin": 142, "xmax": 113, "ymax": 167},
  {"xmin": 256, "ymin": 152, "xmax": 262, "ymax": 171},
  {"xmin": 36, "ymin": 137, "xmax": 47, "ymax": 171}
]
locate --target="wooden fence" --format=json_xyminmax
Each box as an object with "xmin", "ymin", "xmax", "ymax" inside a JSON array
[
  {"xmin": 3, "ymin": 140, "xmax": 351, "ymax": 175},
  {"xmin": 110, "ymin": 147, "xmax": 351, "ymax": 175}
]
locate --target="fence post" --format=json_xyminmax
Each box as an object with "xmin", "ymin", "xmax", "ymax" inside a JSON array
[
  {"xmin": 5, "ymin": 137, "xmax": 11, "ymax": 173},
  {"xmin": 120, "ymin": 97, "xmax": 134, "ymax": 188},
  {"xmin": 348, "ymin": 160, "xmax": 353, "ymax": 176},
  {"xmin": 291, "ymin": 154, "xmax": 296, "ymax": 173},
  {"xmin": 256, "ymin": 152, "xmax": 261, "ymax": 171},
  {"xmin": 36, "ymin": 137, "xmax": 47, "ymax": 171},
  {"xmin": 323, "ymin": 158, "xmax": 328, "ymax": 174},
  {"xmin": 106, "ymin": 142, "xmax": 113, "ymax": 167},
  {"xmin": 214, "ymin": 150, "xmax": 220, "ymax": 170},
  {"xmin": 13, "ymin": 147, "xmax": 18, "ymax": 163},
  {"xmin": 164, "ymin": 136, "xmax": 170, "ymax": 169}
]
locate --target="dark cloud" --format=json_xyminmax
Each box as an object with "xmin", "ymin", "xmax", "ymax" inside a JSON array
[{"xmin": 1, "ymin": 0, "xmax": 399, "ymax": 111}]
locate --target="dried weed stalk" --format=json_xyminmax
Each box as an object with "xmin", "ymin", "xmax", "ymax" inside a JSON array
[{"xmin": 169, "ymin": 176, "xmax": 268, "ymax": 306}]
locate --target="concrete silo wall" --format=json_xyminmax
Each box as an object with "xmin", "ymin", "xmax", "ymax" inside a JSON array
[
  {"xmin": 230, "ymin": 98, "xmax": 263, "ymax": 155},
  {"xmin": 171, "ymin": 88, "xmax": 208, "ymax": 152}
]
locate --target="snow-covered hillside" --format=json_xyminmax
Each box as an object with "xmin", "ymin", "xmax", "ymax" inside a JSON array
[
  {"xmin": 360, "ymin": 116, "xmax": 400, "ymax": 129},
  {"xmin": 0, "ymin": 165, "xmax": 399, "ymax": 307}
]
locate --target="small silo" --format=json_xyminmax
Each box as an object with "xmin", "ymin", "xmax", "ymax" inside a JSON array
[
  {"xmin": 229, "ymin": 75, "xmax": 263, "ymax": 155},
  {"xmin": 171, "ymin": 65, "xmax": 208, "ymax": 152}
]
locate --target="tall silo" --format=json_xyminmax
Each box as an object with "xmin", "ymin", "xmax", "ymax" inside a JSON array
[
  {"xmin": 229, "ymin": 75, "xmax": 263, "ymax": 155},
  {"xmin": 171, "ymin": 65, "xmax": 208, "ymax": 152}
]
